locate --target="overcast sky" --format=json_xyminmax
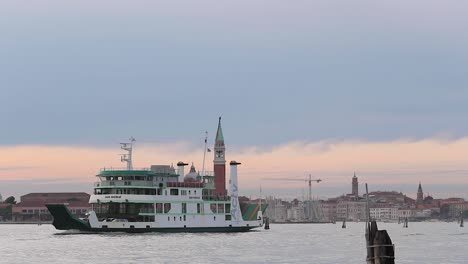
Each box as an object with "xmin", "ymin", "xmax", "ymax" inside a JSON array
[{"xmin": 1, "ymin": 1, "xmax": 468, "ymax": 199}]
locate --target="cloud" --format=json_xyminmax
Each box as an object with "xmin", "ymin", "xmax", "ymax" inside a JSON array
[
  {"xmin": 0, "ymin": 166, "xmax": 40, "ymax": 171},
  {"xmin": 1, "ymin": 138, "xmax": 468, "ymax": 191}
]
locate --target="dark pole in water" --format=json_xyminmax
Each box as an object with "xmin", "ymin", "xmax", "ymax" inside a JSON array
[
  {"xmin": 264, "ymin": 217, "xmax": 270, "ymax": 230},
  {"xmin": 460, "ymin": 212, "xmax": 464, "ymax": 228},
  {"xmin": 343, "ymin": 204, "xmax": 348, "ymax": 228},
  {"xmin": 366, "ymin": 184, "xmax": 395, "ymax": 264}
]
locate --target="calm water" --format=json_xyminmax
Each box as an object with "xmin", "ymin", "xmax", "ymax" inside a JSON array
[{"xmin": 1, "ymin": 222, "xmax": 467, "ymax": 263}]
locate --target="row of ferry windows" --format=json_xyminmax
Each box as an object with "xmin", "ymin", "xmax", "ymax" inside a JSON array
[
  {"xmin": 94, "ymin": 188, "xmax": 198, "ymax": 196},
  {"xmin": 166, "ymin": 215, "xmax": 232, "ymax": 221},
  {"xmin": 102, "ymin": 176, "xmax": 177, "ymax": 181}
]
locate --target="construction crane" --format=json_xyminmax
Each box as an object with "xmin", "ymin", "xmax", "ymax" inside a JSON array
[{"xmin": 264, "ymin": 175, "xmax": 322, "ymax": 221}]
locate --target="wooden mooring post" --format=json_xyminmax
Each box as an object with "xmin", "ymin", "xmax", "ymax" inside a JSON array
[
  {"xmin": 365, "ymin": 184, "xmax": 395, "ymax": 264},
  {"xmin": 366, "ymin": 222, "xmax": 395, "ymax": 263}
]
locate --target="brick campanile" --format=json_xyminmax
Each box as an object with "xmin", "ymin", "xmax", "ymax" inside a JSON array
[{"xmin": 213, "ymin": 117, "xmax": 227, "ymax": 196}]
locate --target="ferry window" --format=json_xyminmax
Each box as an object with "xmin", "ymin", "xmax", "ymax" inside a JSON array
[
  {"xmin": 168, "ymin": 217, "xmax": 170, "ymax": 221},
  {"xmin": 197, "ymin": 203, "xmax": 201, "ymax": 214},
  {"xmin": 218, "ymin": 204, "xmax": 224, "ymax": 213},
  {"xmin": 173, "ymin": 216, "xmax": 176, "ymax": 221},
  {"xmin": 214, "ymin": 216, "xmax": 216, "ymax": 221},
  {"xmin": 225, "ymin": 204, "xmax": 231, "ymax": 213},
  {"xmin": 164, "ymin": 203, "xmax": 171, "ymax": 214},
  {"xmin": 225, "ymin": 215, "xmax": 231, "ymax": 221},
  {"xmin": 183, "ymin": 215, "xmax": 186, "ymax": 221},
  {"xmin": 156, "ymin": 203, "xmax": 163, "ymax": 214},
  {"xmin": 180, "ymin": 216, "xmax": 182, "ymax": 221},
  {"xmin": 189, "ymin": 190, "xmax": 191, "ymax": 195},
  {"xmin": 182, "ymin": 203, "xmax": 187, "ymax": 214},
  {"xmin": 194, "ymin": 190, "xmax": 197, "ymax": 195},
  {"xmin": 170, "ymin": 189, "xmax": 179, "ymax": 196},
  {"xmin": 210, "ymin": 204, "xmax": 217, "ymax": 214}
]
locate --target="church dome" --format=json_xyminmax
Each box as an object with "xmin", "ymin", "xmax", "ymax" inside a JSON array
[{"xmin": 184, "ymin": 164, "xmax": 199, "ymax": 182}]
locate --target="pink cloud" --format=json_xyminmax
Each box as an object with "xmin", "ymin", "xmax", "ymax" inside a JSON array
[{"xmin": 1, "ymin": 137, "xmax": 468, "ymax": 190}]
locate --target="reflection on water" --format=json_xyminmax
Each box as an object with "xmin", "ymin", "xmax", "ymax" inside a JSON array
[{"xmin": 1, "ymin": 222, "xmax": 467, "ymax": 264}]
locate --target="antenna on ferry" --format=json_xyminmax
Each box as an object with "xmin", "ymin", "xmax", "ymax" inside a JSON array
[
  {"xmin": 201, "ymin": 131, "xmax": 208, "ymax": 175},
  {"xmin": 120, "ymin": 137, "xmax": 136, "ymax": 170}
]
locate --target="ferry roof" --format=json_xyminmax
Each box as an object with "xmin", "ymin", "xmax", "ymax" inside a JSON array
[{"xmin": 97, "ymin": 170, "xmax": 177, "ymax": 177}]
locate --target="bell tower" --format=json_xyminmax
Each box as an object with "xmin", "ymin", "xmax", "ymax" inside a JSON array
[
  {"xmin": 213, "ymin": 117, "xmax": 227, "ymax": 196},
  {"xmin": 352, "ymin": 172, "xmax": 358, "ymax": 197},
  {"xmin": 416, "ymin": 182, "xmax": 424, "ymax": 205}
]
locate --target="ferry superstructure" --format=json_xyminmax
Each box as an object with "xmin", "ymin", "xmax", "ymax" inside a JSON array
[{"xmin": 47, "ymin": 118, "xmax": 264, "ymax": 232}]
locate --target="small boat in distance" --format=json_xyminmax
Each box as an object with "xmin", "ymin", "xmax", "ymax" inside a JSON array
[{"xmin": 47, "ymin": 118, "xmax": 265, "ymax": 233}]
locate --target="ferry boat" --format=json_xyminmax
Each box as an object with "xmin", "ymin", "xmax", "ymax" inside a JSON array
[{"xmin": 46, "ymin": 118, "xmax": 265, "ymax": 232}]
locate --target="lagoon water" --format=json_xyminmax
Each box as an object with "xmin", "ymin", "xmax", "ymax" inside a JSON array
[{"xmin": 1, "ymin": 222, "xmax": 467, "ymax": 264}]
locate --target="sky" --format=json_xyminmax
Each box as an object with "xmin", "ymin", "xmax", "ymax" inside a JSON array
[{"xmin": 1, "ymin": 1, "xmax": 468, "ymax": 200}]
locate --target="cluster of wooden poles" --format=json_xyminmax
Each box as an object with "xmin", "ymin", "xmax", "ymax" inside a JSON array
[{"xmin": 364, "ymin": 184, "xmax": 395, "ymax": 264}]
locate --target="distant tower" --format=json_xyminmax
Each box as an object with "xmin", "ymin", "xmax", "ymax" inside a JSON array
[
  {"xmin": 352, "ymin": 173, "xmax": 359, "ymax": 197},
  {"xmin": 213, "ymin": 117, "xmax": 227, "ymax": 196},
  {"xmin": 416, "ymin": 182, "xmax": 424, "ymax": 205}
]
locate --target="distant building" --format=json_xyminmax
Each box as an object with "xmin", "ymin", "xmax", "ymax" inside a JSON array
[
  {"xmin": 370, "ymin": 205, "xmax": 399, "ymax": 221},
  {"xmin": 336, "ymin": 200, "xmax": 367, "ymax": 221},
  {"xmin": 12, "ymin": 193, "xmax": 90, "ymax": 222},
  {"xmin": 398, "ymin": 208, "xmax": 413, "ymax": 219},
  {"xmin": 320, "ymin": 200, "xmax": 338, "ymax": 222},
  {"xmin": 352, "ymin": 173, "xmax": 359, "ymax": 197},
  {"xmin": 0, "ymin": 192, "xmax": 3, "ymax": 202},
  {"xmin": 416, "ymin": 183, "xmax": 424, "ymax": 205},
  {"xmin": 440, "ymin": 201, "xmax": 468, "ymax": 218},
  {"xmin": 439, "ymin": 197, "xmax": 466, "ymax": 206},
  {"xmin": 368, "ymin": 191, "xmax": 414, "ymax": 207}
]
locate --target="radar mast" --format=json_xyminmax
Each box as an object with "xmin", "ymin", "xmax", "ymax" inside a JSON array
[{"xmin": 120, "ymin": 137, "xmax": 136, "ymax": 170}]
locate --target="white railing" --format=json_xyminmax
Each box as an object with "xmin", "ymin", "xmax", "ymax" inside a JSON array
[{"xmin": 100, "ymin": 167, "xmax": 151, "ymax": 172}]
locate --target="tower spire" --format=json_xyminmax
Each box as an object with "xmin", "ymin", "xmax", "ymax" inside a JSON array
[{"xmin": 215, "ymin": 116, "xmax": 224, "ymax": 145}]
